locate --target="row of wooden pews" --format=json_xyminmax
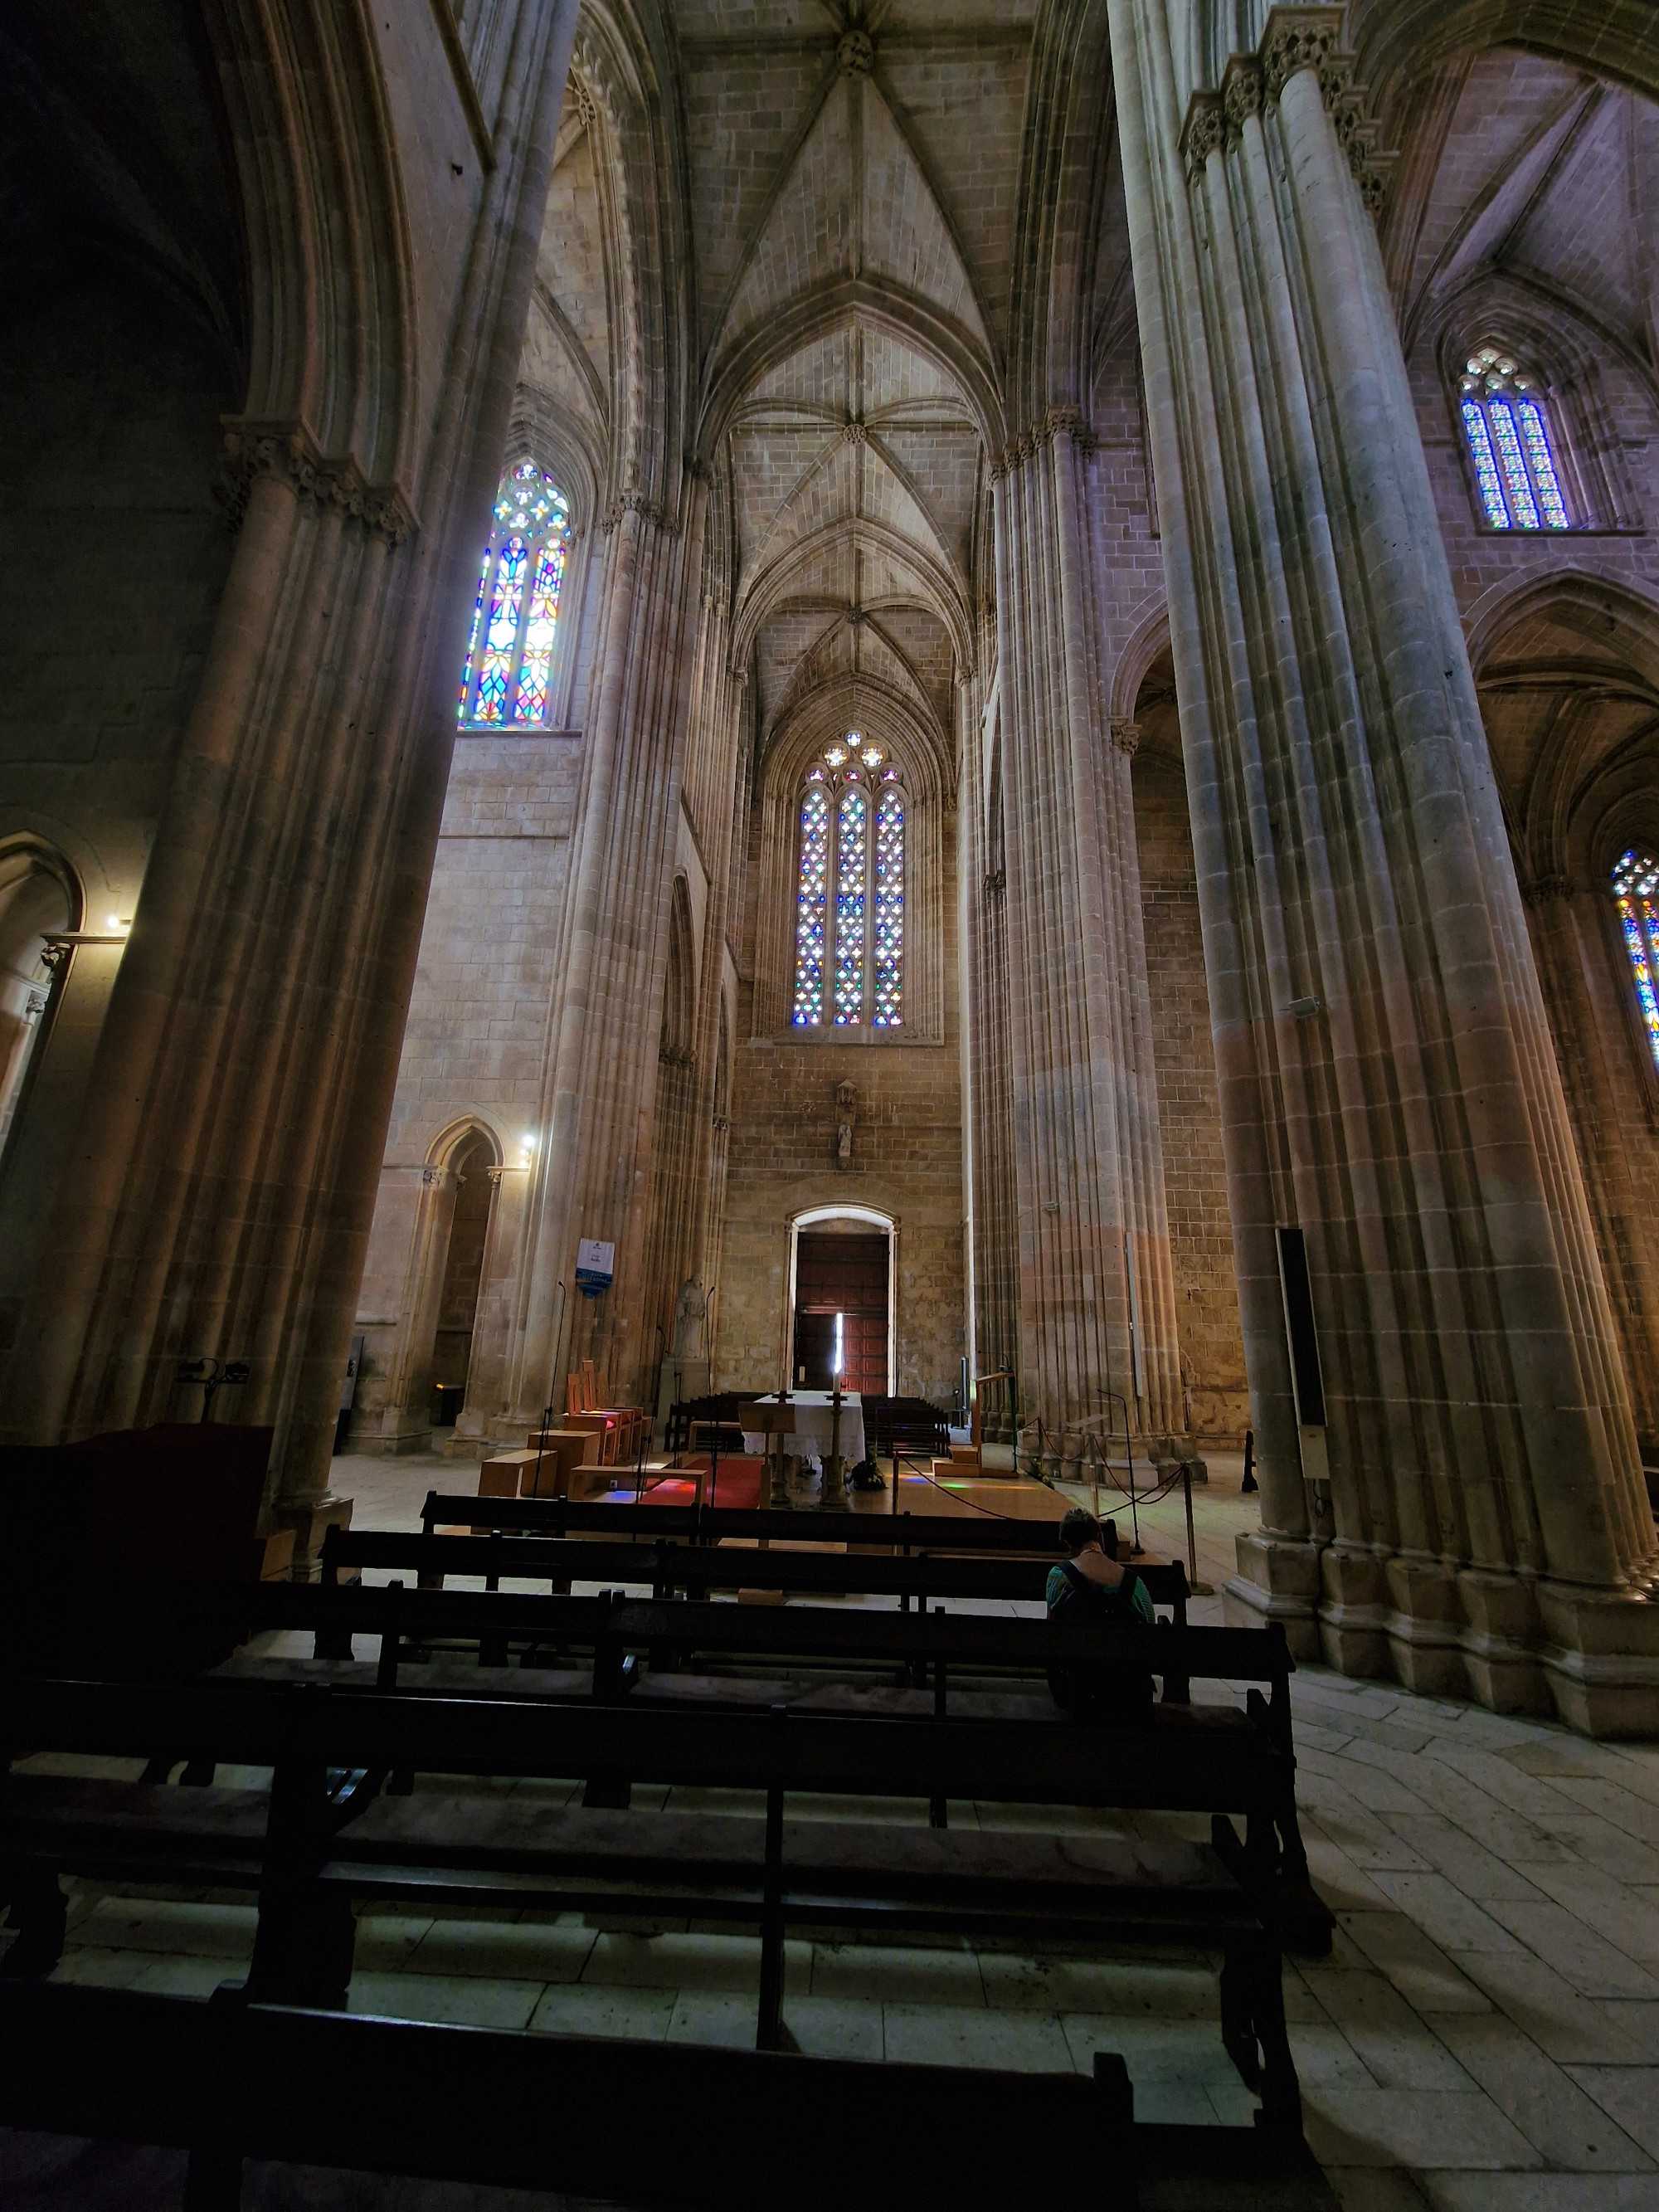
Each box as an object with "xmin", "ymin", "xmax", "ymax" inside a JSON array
[{"xmin": 0, "ymin": 1477, "xmax": 1338, "ymax": 2209}]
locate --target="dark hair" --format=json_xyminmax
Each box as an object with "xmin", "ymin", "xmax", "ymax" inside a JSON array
[{"xmin": 1059, "ymin": 1507, "xmax": 1102, "ymax": 1553}]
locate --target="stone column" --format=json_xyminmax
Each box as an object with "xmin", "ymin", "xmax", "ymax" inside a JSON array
[
  {"xmin": 1109, "ymin": 0, "xmax": 1657, "ymax": 1729},
  {"xmin": 993, "ymin": 412, "xmax": 1185, "ymax": 1474},
  {"xmin": 505, "ymin": 474, "xmax": 711, "ymax": 1425},
  {"xmin": 1525, "ymin": 875, "xmax": 1659, "ymax": 1457},
  {"xmin": 0, "ymin": 0, "xmax": 581, "ymax": 1576},
  {"xmin": 958, "ymin": 631, "xmax": 1019, "ymax": 1437}
]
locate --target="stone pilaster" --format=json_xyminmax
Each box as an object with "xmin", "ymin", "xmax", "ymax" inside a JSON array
[{"xmin": 1110, "ymin": 0, "xmax": 1658, "ymax": 1727}]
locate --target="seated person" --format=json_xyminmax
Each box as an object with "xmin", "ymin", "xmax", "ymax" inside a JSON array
[{"xmin": 1045, "ymin": 1507, "xmax": 1156, "ymax": 1714}]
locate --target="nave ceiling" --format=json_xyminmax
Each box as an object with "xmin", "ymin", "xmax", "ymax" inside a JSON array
[{"xmin": 518, "ymin": 0, "xmax": 1134, "ymax": 772}]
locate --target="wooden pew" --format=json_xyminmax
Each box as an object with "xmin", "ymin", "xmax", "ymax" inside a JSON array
[
  {"xmin": 231, "ymin": 1575, "xmax": 1325, "ymax": 1937},
  {"xmin": 321, "ymin": 1523, "xmax": 1160, "ymax": 1605},
  {"xmin": 0, "ymin": 1671, "xmax": 1307, "ymax": 2133},
  {"xmin": 0, "ymin": 1981, "xmax": 1149, "ymax": 2212},
  {"xmin": 421, "ymin": 1488, "xmax": 1138, "ymax": 1557}
]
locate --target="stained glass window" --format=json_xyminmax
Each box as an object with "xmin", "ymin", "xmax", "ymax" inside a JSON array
[
  {"xmin": 873, "ymin": 787, "xmax": 904, "ymax": 1026},
  {"xmin": 1459, "ymin": 348, "xmax": 1571, "ymax": 532},
  {"xmin": 793, "ymin": 787, "xmax": 829, "ymax": 1024},
  {"xmin": 834, "ymin": 789, "xmax": 868, "ymax": 1023},
  {"xmin": 791, "ymin": 736, "xmax": 904, "ymax": 1028},
  {"xmin": 458, "ymin": 460, "xmax": 572, "ymax": 724},
  {"xmin": 1613, "ymin": 848, "xmax": 1659, "ymax": 1074}
]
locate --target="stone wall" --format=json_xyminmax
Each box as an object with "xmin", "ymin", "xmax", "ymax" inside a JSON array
[
  {"xmin": 352, "ymin": 732, "xmax": 580, "ymax": 1449},
  {"xmin": 0, "ymin": 253, "xmax": 234, "ymax": 1365},
  {"xmin": 718, "ymin": 1034, "xmax": 965, "ymax": 1411}
]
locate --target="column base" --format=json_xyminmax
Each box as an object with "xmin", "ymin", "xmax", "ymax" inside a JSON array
[
  {"xmin": 1536, "ymin": 1583, "xmax": 1659, "ymax": 1738},
  {"xmin": 1232, "ymin": 1534, "xmax": 1659, "ymax": 1735},
  {"xmin": 270, "ymin": 1493, "xmax": 353, "ymax": 1583},
  {"xmin": 1223, "ymin": 1531, "xmax": 1321, "ymax": 1660}
]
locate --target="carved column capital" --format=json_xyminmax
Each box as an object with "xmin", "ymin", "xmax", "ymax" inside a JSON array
[
  {"xmin": 1180, "ymin": 94, "xmax": 1224, "ymax": 182},
  {"xmin": 601, "ymin": 489, "xmax": 666, "ymax": 534},
  {"xmin": 1110, "ymin": 720, "xmax": 1141, "ymax": 758},
  {"xmin": 1521, "ymin": 872, "xmax": 1575, "ymax": 907},
  {"xmin": 1221, "ymin": 56, "xmax": 1263, "ymax": 143},
  {"xmin": 217, "ymin": 419, "xmax": 419, "ymax": 545},
  {"xmin": 1187, "ymin": 8, "xmax": 1394, "ymax": 214},
  {"xmin": 1259, "ymin": 5, "xmax": 1344, "ymax": 101}
]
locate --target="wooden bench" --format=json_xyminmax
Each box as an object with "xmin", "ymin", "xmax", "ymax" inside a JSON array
[
  {"xmin": 321, "ymin": 1522, "xmax": 1180, "ymax": 1605},
  {"xmin": 0, "ymin": 1672, "xmax": 1306, "ymax": 2133},
  {"xmin": 0, "ymin": 1980, "xmax": 1163, "ymax": 2212},
  {"xmin": 237, "ymin": 1573, "xmax": 1328, "ymax": 1942},
  {"xmin": 420, "ymin": 1488, "xmax": 1128, "ymax": 1554}
]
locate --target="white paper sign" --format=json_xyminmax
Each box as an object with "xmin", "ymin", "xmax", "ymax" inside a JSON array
[{"xmin": 575, "ymin": 1239, "xmax": 615, "ymax": 1297}]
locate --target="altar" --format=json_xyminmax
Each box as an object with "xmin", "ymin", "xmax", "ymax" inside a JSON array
[{"xmin": 741, "ymin": 1391, "xmax": 865, "ymax": 1466}]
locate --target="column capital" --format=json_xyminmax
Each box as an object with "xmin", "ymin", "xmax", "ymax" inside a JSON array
[
  {"xmin": 1109, "ymin": 720, "xmax": 1141, "ymax": 758},
  {"xmin": 1259, "ymin": 6, "xmax": 1344, "ymax": 102},
  {"xmin": 216, "ymin": 418, "xmax": 419, "ymax": 546},
  {"xmin": 1185, "ymin": 6, "xmax": 1395, "ymax": 214}
]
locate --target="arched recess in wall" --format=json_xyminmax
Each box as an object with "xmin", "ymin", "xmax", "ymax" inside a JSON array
[
  {"xmin": 424, "ymin": 1119, "xmax": 505, "ymax": 1432},
  {"xmin": 1468, "ymin": 569, "xmax": 1659, "ymax": 1455},
  {"xmin": 786, "ymin": 1203, "xmax": 898, "ymax": 1401},
  {"xmin": 0, "ymin": 839, "xmax": 80, "ymax": 1171}
]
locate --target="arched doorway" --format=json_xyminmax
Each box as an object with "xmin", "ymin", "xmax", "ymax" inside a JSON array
[
  {"xmin": 0, "ymin": 840, "xmax": 77, "ymax": 1166},
  {"xmin": 787, "ymin": 1206, "xmax": 896, "ymax": 1396},
  {"xmin": 430, "ymin": 1128, "xmax": 497, "ymax": 1429}
]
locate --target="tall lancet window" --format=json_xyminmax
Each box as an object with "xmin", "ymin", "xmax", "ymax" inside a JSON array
[
  {"xmin": 1460, "ymin": 348, "xmax": 1572, "ymax": 532},
  {"xmin": 791, "ymin": 738, "xmax": 905, "ymax": 1028},
  {"xmin": 458, "ymin": 460, "xmax": 572, "ymax": 724},
  {"xmin": 1613, "ymin": 848, "xmax": 1659, "ymax": 1073}
]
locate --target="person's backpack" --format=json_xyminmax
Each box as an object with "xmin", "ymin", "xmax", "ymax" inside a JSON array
[{"xmin": 1047, "ymin": 1558, "xmax": 1154, "ymax": 1716}]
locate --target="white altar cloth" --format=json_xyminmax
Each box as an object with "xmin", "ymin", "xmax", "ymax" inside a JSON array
[{"xmin": 742, "ymin": 1391, "xmax": 866, "ymax": 1465}]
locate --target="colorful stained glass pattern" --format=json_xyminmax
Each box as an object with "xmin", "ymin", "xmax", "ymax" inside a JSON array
[
  {"xmin": 1462, "ymin": 400, "xmax": 1510, "ymax": 530},
  {"xmin": 1486, "ymin": 399, "xmax": 1540, "ymax": 529},
  {"xmin": 474, "ymin": 538, "xmax": 528, "ymax": 724},
  {"xmin": 1614, "ymin": 848, "xmax": 1659, "ymax": 1074},
  {"xmin": 459, "ymin": 463, "xmax": 571, "ymax": 724},
  {"xmin": 457, "ymin": 543, "xmax": 494, "ymax": 719},
  {"xmin": 873, "ymin": 787, "xmax": 903, "ymax": 1026},
  {"xmin": 834, "ymin": 788, "xmax": 868, "ymax": 1024},
  {"xmin": 1459, "ymin": 348, "xmax": 1572, "ymax": 533},
  {"xmin": 792, "ymin": 787, "xmax": 830, "ymax": 1025},
  {"xmin": 1517, "ymin": 399, "xmax": 1569, "ymax": 529},
  {"xmin": 495, "ymin": 457, "xmax": 562, "ymax": 534},
  {"xmin": 513, "ymin": 539, "xmax": 567, "ymax": 723}
]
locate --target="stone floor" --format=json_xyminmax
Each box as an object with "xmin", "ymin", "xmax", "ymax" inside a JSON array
[{"xmin": 7, "ymin": 1452, "xmax": 1657, "ymax": 2210}]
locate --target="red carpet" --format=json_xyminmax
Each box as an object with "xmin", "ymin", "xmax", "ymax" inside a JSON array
[{"xmin": 599, "ymin": 1455, "xmax": 766, "ymax": 1511}]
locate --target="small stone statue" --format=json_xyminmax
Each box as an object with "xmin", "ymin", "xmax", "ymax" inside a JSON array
[
  {"xmin": 670, "ymin": 1274, "xmax": 705, "ymax": 1357},
  {"xmin": 834, "ymin": 1079, "xmax": 856, "ymax": 1169}
]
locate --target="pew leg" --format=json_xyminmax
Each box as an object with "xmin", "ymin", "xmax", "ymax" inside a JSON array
[
  {"xmin": 180, "ymin": 1758, "xmax": 216, "ymax": 1787},
  {"xmin": 1219, "ymin": 1942, "xmax": 1262, "ymax": 2092},
  {"xmin": 1246, "ymin": 1937, "xmax": 1303, "ymax": 2140},
  {"xmin": 0, "ymin": 1861, "xmax": 67, "ymax": 1979},
  {"xmin": 183, "ymin": 2145, "xmax": 243, "ymax": 2212},
  {"xmin": 246, "ymin": 1883, "xmax": 356, "ymax": 2009},
  {"xmin": 756, "ymin": 1783, "xmax": 785, "ymax": 2052},
  {"xmin": 582, "ymin": 1774, "xmax": 631, "ymax": 1810}
]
